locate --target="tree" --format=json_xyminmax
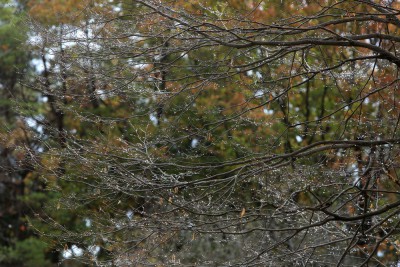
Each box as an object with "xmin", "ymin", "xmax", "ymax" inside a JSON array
[
  {"xmin": 0, "ymin": 0, "xmax": 58, "ymax": 266},
  {"xmin": 22, "ymin": 0, "xmax": 400, "ymax": 265}
]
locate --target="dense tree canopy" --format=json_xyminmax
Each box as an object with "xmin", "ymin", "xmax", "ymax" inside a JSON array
[{"xmin": 2, "ymin": 0, "xmax": 400, "ymax": 266}]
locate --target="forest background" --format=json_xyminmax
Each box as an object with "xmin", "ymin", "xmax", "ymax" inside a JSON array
[{"xmin": 1, "ymin": 0, "xmax": 400, "ymax": 266}]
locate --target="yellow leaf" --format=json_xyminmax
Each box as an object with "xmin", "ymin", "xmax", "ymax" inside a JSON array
[{"xmin": 240, "ymin": 208, "xmax": 246, "ymax": 218}]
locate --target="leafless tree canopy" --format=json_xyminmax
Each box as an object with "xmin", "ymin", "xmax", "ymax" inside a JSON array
[{"xmin": 26, "ymin": 0, "xmax": 400, "ymax": 266}]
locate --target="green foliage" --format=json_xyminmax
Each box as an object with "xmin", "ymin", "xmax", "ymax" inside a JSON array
[
  {"xmin": 0, "ymin": 0, "xmax": 28, "ymax": 79},
  {"xmin": 0, "ymin": 237, "xmax": 52, "ymax": 267}
]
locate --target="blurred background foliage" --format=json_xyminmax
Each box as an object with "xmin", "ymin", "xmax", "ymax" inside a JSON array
[{"xmin": 1, "ymin": 0, "xmax": 400, "ymax": 266}]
